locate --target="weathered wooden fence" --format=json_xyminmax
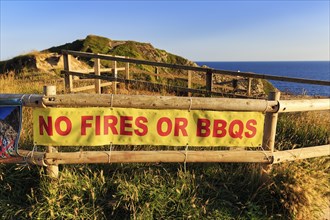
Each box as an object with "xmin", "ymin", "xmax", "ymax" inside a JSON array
[
  {"xmin": 62, "ymin": 51, "xmax": 253, "ymax": 97},
  {"xmin": 61, "ymin": 50, "xmax": 330, "ymax": 97},
  {"xmin": 1, "ymin": 51, "xmax": 330, "ymax": 179},
  {"xmin": 1, "ymin": 89, "xmax": 329, "ymax": 179},
  {"xmin": 64, "ymin": 53, "xmax": 130, "ymax": 94}
]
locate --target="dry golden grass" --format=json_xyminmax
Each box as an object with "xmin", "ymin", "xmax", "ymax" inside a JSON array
[
  {"xmin": 0, "ymin": 72, "xmax": 63, "ymax": 94},
  {"xmin": 0, "ymin": 74, "xmax": 329, "ymax": 219}
]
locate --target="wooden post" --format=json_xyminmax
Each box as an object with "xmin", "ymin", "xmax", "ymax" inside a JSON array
[
  {"xmin": 232, "ymin": 79, "xmax": 238, "ymax": 93},
  {"xmin": 187, "ymin": 70, "xmax": 192, "ymax": 97},
  {"xmin": 112, "ymin": 60, "xmax": 117, "ymax": 94},
  {"xmin": 125, "ymin": 57, "xmax": 130, "ymax": 80},
  {"xmin": 206, "ymin": 69, "xmax": 213, "ymax": 96},
  {"xmin": 63, "ymin": 54, "xmax": 73, "ymax": 93},
  {"xmin": 247, "ymin": 78, "xmax": 252, "ymax": 96},
  {"xmin": 155, "ymin": 67, "xmax": 159, "ymax": 80},
  {"xmin": 262, "ymin": 91, "xmax": 281, "ymax": 174},
  {"xmin": 43, "ymin": 85, "xmax": 59, "ymax": 179},
  {"xmin": 94, "ymin": 57, "xmax": 101, "ymax": 94}
]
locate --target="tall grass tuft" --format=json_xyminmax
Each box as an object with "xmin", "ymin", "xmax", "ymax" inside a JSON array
[
  {"xmin": 269, "ymin": 158, "xmax": 329, "ymax": 219},
  {"xmin": 272, "ymin": 112, "xmax": 329, "ymax": 219},
  {"xmin": 23, "ymin": 166, "xmax": 108, "ymax": 219},
  {"xmin": 276, "ymin": 111, "xmax": 329, "ymax": 150},
  {"xmin": 0, "ymin": 164, "xmax": 40, "ymax": 219}
]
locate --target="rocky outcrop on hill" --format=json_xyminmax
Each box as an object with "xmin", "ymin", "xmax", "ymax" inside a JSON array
[
  {"xmin": 46, "ymin": 35, "xmax": 196, "ymax": 66},
  {"xmin": 0, "ymin": 34, "xmax": 274, "ymax": 96},
  {"xmin": 0, "ymin": 35, "xmax": 196, "ymax": 75},
  {"xmin": 0, "ymin": 51, "xmax": 90, "ymax": 75}
]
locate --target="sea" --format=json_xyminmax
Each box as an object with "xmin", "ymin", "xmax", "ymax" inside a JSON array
[{"xmin": 196, "ymin": 61, "xmax": 330, "ymax": 97}]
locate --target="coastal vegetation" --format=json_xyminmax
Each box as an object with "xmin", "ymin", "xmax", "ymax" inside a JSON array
[
  {"xmin": 1, "ymin": 69, "xmax": 329, "ymax": 220},
  {"xmin": 0, "ymin": 35, "xmax": 329, "ymax": 219}
]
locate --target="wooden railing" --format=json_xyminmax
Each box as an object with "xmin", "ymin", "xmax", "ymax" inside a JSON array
[
  {"xmin": 62, "ymin": 50, "xmax": 330, "ymax": 97},
  {"xmin": 2, "ymin": 92, "xmax": 330, "ymax": 146},
  {"xmin": 1, "ymin": 88, "xmax": 329, "ymax": 178},
  {"xmin": 61, "ymin": 51, "xmax": 253, "ymax": 97},
  {"xmin": 63, "ymin": 53, "xmax": 129, "ymax": 94}
]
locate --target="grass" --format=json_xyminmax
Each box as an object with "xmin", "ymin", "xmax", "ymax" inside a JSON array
[
  {"xmin": 0, "ymin": 76, "xmax": 329, "ymax": 219},
  {"xmin": 276, "ymin": 111, "xmax": 330, "ymax": 150}
]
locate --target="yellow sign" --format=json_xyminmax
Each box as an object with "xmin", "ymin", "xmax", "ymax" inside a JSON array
[{"xmin": 33, "ymin": 108, "xmax": 264, "ymax": 147}]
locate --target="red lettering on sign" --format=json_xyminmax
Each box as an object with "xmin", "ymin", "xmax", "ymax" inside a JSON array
[
  {"xmin": 134, "ymin": 116, "xmax": 148, "ymax": 136},
  {"xmin": 157, "ymin": 117, "xmax": 172, "ymax": 136},
  {"xmin": 229, "ymin": 120, "xmax": 244, "ymax": 139},
  {"xmin": 55, "ymin": 116, "xmax": 72, "ymax": 136},
  {"xmin": 104, "ymin": 115, "xmax": 118, "ymax": 135},
  {"xmin": 196, "ymin": 119, "xmax": 210, "ymax": 137},
  {"xmin": 81, "ymin": 116, "xmax": 93, "ymax": 135},
  {"xmin": 174, "ymin": 118, "xmax": 188, "ymax": 136},
  {"xmin": 95, "ymin": 116, "xmax": 101, "ymax": 135},
  {"xmin": 120, "ymin": 116, "xmax": 133, "ymax": 136},
  {"xmin": 245, "ymin": 119, "xmax": 257, "ymax": 138},
  {"xmin": 213, "ymin": 119, "xmax": 227, "ymax": 138},
  {"xmin": 39, "ymin": 116, "xmax": 53, "ymax": 136}
]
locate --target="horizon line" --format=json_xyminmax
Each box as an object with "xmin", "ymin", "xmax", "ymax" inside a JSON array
[{"xmin": 195, "ymin": 60, "xmax": 330, "ymax": 62}]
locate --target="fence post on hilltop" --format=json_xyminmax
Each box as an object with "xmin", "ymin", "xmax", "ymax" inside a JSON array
[
  {"xmin": 125, "ymin": 57, "xmax": 130, "ymax": 80},
  {"xmin": 94, "ymin": 56, "xmax": 101, "ymax": 94},
  {"xmin": 261, "ymin": 91, "xmax": 281, "ymax": 175},
  {"xmin": 206, "ymin": 69, "xmax": 213, "ymax": 96},
  {"xmin": 43, "ymin": 85, "xmax": 59, "ymax": 179},
  {"xmin": 155, "ymin": 67, "xmax": 159, "ymax": 80},
  {"xmin": 112, "ymin": 59, "xmax": 117, "ymax": 94},
  {"xmin": 187, "ymin": 70, "xmax": 192, "ymax": 97},
  {"xmin": 247, "ymin": 78, "xmax": 252, "ymax": 96},
  {"xmin": 63, "ymin": 54, "xmax": 72, "ymax": 93}
]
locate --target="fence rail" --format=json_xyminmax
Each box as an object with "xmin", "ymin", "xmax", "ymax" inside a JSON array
[
  {"xmin": 2, "ymin": 93, "xmax": 329, "ymax": 112},
  {"xmin": 1, "ymin": 89, "xmax": 330, "ymax": 179},
  {"xmin": 62, "ymin": 50, "xmax": 330, "ymax": 93}
]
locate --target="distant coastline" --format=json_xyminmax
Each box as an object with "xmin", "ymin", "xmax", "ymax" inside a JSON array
[{"xmin": 197, "ymin": 61, "xmax": 330, "ymax": 96}]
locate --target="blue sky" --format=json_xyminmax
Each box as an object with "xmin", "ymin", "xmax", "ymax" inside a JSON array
[{"xmin": 0, "ymin": 0, "xmax": 329, "ymax": 61}]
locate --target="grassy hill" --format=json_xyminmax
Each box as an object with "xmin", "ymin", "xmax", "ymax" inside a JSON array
[
  {"xmin": 0, "ymin": 35, "xmax": 195, "ymax": 75},
  {"xmin": 0, "ymin": 34, "xmax": 274, "ymax": 97},
  {"xmin": 46, "ymin": 35, "xmax": 191, "ymax": 65}
]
